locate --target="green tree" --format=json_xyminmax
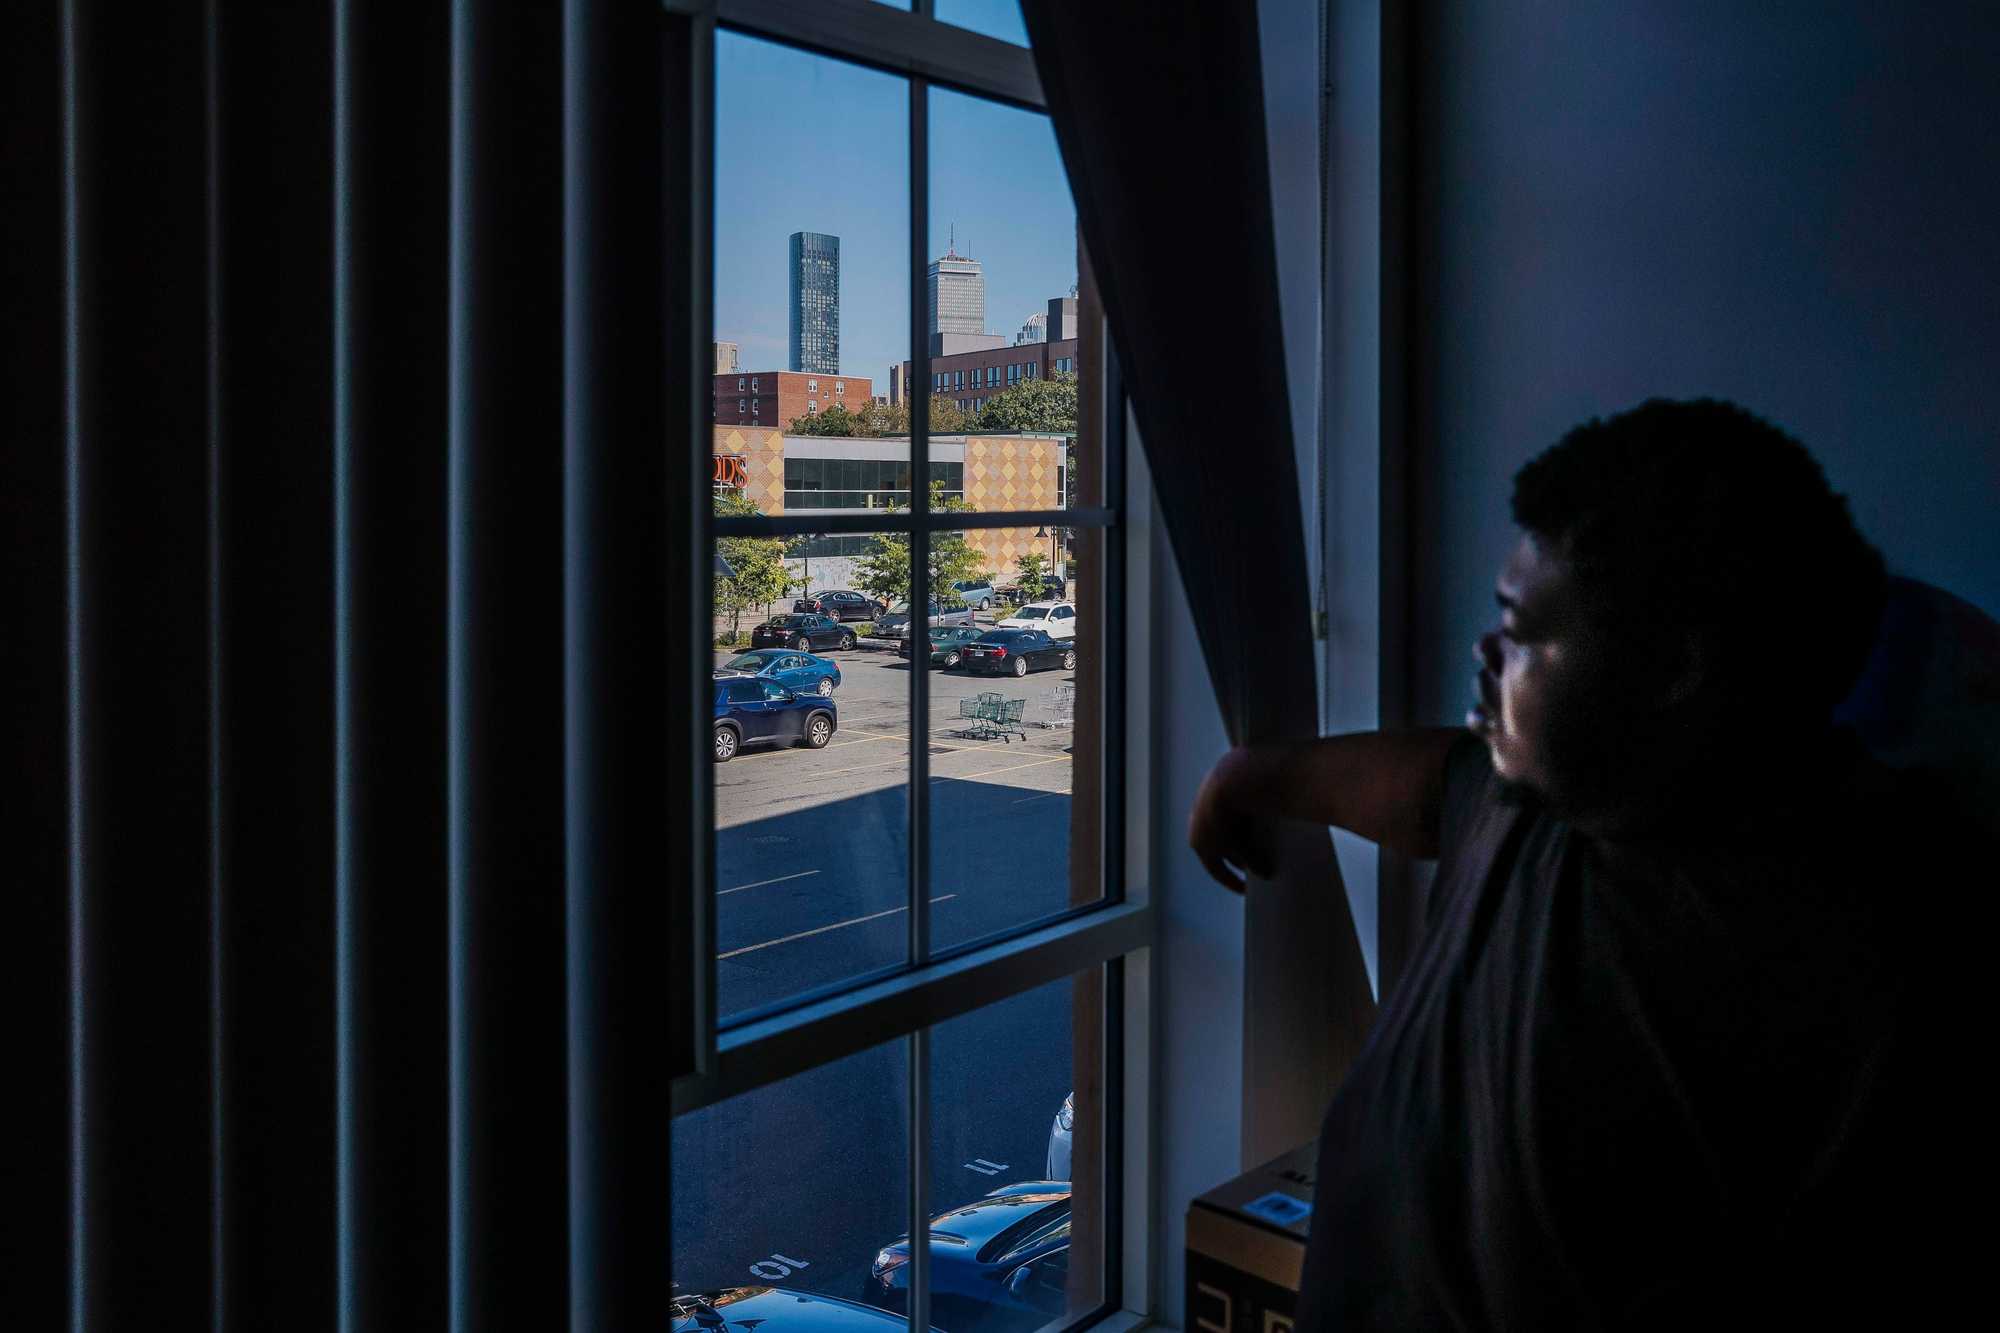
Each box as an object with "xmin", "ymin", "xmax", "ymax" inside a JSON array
[
  {"xmin": 970, "ymin": 371, "xmax": 1077, "ymax": 433},
  {"xmin": 713, "ymin": 490, "xmax": 788, "ymax": 639},
  {"xmin": 849, "ymin": 480, "xmax": 986, "ymax": 609},
  {"xmin": 787, "ymin": 404, "xmax": 859, "ymax": 436},
  {"xmin": 1015, "ymin": 550, "xmax": 1051, "ymax": 592}
]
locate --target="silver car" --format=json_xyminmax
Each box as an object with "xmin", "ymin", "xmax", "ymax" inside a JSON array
[{"xmin": 879, "ymin": 597, "xmax": 975, "ymax": 640}]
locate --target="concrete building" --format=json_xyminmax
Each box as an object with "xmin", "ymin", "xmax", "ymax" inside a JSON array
[
  {"xmin": 926, "ymin": 246, "xmax": 1006, "ymax": 361},
  {"xmin": 788, "ymin": 231, "xmax": 840, "ymax": 374},
  {"xmin": 712, "ymin": 424, "xmax": 1066, "ymax": 570},
  {"xmin": 714, "ymin": 370, "xmax": 871, "ymax": 428},
  {"xmin": 1043, "ymin": 295, "xmax": 1078, "ymax": 342},
  {"xmin": 713, "ymin": 340, "xmax": 739, "ymax": 374},
  {"xmin": 895, "ymin": 337, "xmax": 1078, "ymax": 416}
]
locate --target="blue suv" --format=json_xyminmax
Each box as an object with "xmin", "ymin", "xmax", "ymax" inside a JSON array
[{"xmin": 713, "ymin": 677, "xmax": 838, "ymax": 762}]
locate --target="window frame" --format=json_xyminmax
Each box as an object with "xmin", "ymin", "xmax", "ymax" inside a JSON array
[{"xmin": 670, "ymin": 1, "xmax": 1157, "ymax": 1328}]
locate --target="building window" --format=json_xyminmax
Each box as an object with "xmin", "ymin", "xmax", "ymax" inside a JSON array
[
  {"xmin": 808, "ymin": 378, "xmax": 819, "ymax": 392},
  {"xmin": 835, "ymin": 380, "xmax": 845, "ymax": 394},
  {"xmin": 751, "ymin": 376, "xmax": 758, "ymax": 391},
  {"xmin": 737, "ymin": 376, "xmax": 746, "ymax": 390},
  {"xmin": 738, "ymin": 399, "xmax": 745, "ymax": 413},
  {"xmin": 701, "ymin": 19, "xmax": 1133, "ymax": 1333}
]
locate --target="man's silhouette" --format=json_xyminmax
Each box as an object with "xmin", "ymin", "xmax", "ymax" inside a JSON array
[{"xmin": 1190, "ymin": 399, "xmax": 1981, "ymax": 1328}]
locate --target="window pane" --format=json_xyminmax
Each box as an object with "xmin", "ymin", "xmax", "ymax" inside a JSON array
[
  {"xmin": 714, "ymin": 32, "xmax": 906, "ymax": 433},
  {"xmin": 713, "ymin": 35, "xmax": 917, "ymax": 1019},
  {"xmin": 883, "ymin": 968, "xmax": 1108, "ymax": 1331},
  {"xmin": 674, "ymin": 1038, "xmax": 910, "ymax": 1310},
  {"xmin": 925, "ymin": 86, "xmax": 1092, "ymax": 525},
  {"xmin": 935, "ymin": 0, "xmax": 1028, "ymax": 48},
  {"xmin": 712, "ymin": 523, "xmax": 915, "ymax": 1020}
]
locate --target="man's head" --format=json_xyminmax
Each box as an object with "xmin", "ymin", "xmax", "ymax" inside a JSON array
[{"xmin": 1469, "ymin": 398, "xmax": 1886, "ymax": 825}]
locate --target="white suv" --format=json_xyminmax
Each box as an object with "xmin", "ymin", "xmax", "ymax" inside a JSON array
[{"xmin": 996, "ymin": 601, "xmax": 1076, "ymax": 640}]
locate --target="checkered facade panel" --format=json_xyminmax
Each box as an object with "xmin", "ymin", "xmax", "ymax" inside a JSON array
[{"xmin": 714, "ymin": 426, "xmax": 786, "ymax": 514}]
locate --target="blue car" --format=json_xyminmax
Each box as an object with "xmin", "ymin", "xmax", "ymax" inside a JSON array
[
  {"xmin": 862, "ymin": 1183, "xmax": 1072, "ymax": 1333},
  {"xmin": 717, "ymin": 647, "xmax": 843, "ymax": 697},
  {"xmin": 713, "ymin": 677, "xmax": 838, "ymax": 762}
]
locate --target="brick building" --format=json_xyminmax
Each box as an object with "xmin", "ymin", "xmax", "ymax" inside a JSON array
[
  {"xmin": 714, "ymin": 370, "xmax": 872, "ymax": 428},
  {"xmin": 891, "ymin": 337, "xmax": 1078, "ymax": 417}
]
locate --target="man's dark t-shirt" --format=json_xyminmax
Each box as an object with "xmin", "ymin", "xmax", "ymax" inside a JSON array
[{"xmin": 1295, "ymin": 731, "xmax": 1977, "ymax": 1329}]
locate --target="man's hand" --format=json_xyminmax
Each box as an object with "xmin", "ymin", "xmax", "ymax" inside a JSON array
[{"xmin": 1188, "ymin": 746, "xmax": 1276, "ymax": 893}]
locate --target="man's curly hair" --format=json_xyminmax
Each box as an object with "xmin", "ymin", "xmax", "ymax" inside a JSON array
[{"xmin": 1511, "ymin": 399, "xmax": 1886, "ymax": 731}]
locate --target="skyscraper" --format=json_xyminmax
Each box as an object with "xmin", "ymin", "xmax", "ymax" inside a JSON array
[
  {"xmin": 788, "ymin": 231, "xmax": 840, "ymax": 374},
  {"xmin": 927, "ymin": 245, "xmax": 1004, "ymax": 356}
]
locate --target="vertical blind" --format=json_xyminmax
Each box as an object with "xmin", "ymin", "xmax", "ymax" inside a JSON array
[{"xmin": 7, "ymin": 2, "xmax": 698, "ymax": 1327}]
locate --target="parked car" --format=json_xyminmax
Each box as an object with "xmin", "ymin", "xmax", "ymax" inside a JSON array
[
  {"xmin": 896, "ymin": 625, "xmax": 986, "ymax": 669},
  {"xmin": 1046, "ymin": 1091, "xmax": 1073, "ymax": 1180},
  {"xmin": 877, "ymin": 598, "xmax": 975, "ymax": 640},
  {"xmin": 752, "ymin": 612, "xmax": 856, "ymax": 652},
  {"xmin": 862, "ymin": 1183, "xmax": 1073, "ymax": 1333},
  {"xmin": 960, "ymin": 629, "xmax": 1075, "ymax": 678},
  {"xmin": 676, "ymin": 1287, "xmax": 941, "ymax": 1333},
  {"xmin": 994, "ymin": 602, "xmax": 1077, "ymax": 640},
  {"xmin": 713, "ymin": 677, "xmax": 837, "ymax": 761},
  {"xmin": 951, "ymin": 578, "xmax": 998, "ymax": 610},
  {"xmin": 793, "ymin": 588, "xmax": 880, "ymax": 622},
  {"xmin": 715, "ymin": 648, "xmax": 842, "ymax": 697},
  {"xmin": 998, "ymin": 575, "xmax": 1065, "ymax": 604}
]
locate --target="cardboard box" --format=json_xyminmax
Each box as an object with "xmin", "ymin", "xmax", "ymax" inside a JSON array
[{"xmin": 1185, "ymin": 1141, "xmax": 1316, "ymax": 1333}]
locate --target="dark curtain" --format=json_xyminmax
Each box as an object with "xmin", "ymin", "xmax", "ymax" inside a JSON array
[
  {"xmin": 1018, "ymin": 1, "xmax": 1379, "ymax": 1155},
  {"xmin": 4, "ymin": 2, "xmax": 695, "ymax": 1327}
]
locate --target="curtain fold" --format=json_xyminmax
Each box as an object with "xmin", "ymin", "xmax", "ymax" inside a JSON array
[
  {"xmin": 11, "ymin": 2, "xmax": 682, "ymax": 1325},
  {"xmin": 1018, "ymin": 0, "xmax": 1380, "ymax": 1159},
  {"xmin": 336, "ymin": 1, "xmax": 453, "ymax": 1325}
]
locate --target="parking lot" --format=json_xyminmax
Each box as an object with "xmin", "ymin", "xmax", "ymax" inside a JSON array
[{"xmin": 677, "ymin": 623, "xmax": 1084, "ymax": 1312}]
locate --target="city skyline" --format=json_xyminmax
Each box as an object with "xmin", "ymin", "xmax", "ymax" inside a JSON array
[{"xmin": 713, "ymin": 27, "xmax": 1076, "ymax": 393}]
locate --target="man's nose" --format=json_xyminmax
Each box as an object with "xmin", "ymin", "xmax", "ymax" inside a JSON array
[{"xmin": 1473, "ymin": 631, "xmax": 1501, "ymax": 673}]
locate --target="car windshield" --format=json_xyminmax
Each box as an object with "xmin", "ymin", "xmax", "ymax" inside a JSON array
[
  {"xmin": 777, "ymin": 616, "xmax": 811, "ymax": 627},
  {"xmin": 1013, "ymin": 607, "xmax": 1048, "ymax": 620},
  {"xmin": 722, "ymin": 654, "xmax": 767, "ymax": 672}
]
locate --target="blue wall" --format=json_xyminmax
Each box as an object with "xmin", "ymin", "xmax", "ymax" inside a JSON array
[{"xmin": 1409, "ymin": 0, "xmax": 2000, "ymax": 726}]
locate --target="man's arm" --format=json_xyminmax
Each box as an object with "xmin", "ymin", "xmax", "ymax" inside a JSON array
[{"xmin": 1187, "ymin": 728, "xmax": 1468, "ymax": 892}]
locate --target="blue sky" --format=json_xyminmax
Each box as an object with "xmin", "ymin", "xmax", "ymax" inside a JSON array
[{"xmin": 714, "ymin": 7, "xmax": 1075, "ymax": 395}]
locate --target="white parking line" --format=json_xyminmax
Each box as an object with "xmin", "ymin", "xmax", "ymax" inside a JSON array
[
  {"xmin": 716, "ymin": 894, "xmax": 957, "ymax": 960},
  {"xmin": 1009, "ymin": 789, "xmax": 1071, "ymax": 804},
  {"xmin": 942, "ymin": 754, "xmax": 1074, "ymax": 783},
  {"xmin": 719, "ymin": 869, "xmax": 819, "ymax": 896}
]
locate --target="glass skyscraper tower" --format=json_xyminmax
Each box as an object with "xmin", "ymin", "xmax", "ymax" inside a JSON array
[{"xmin": 788, "ymin": 231, "xmax": 840, "ymax": 374}]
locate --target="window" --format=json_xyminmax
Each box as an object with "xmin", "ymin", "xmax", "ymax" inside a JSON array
[
  {"xmin": 836, "ymin": 380, "xmax": 846, "ymax": 393},
  {"xmin": 739, "ymin": 376, "xmax": 747, "ymax": 390},
  {"xmin": 809, "ymin": 378, "xmax": 819, "ymax": 391},
  {"xmin": 692, "ymin": 10, "xmax": 1141, "ymax": 1332},
  {"xmin": 738, "ymin": 398, "xmax": 746, "ymax": 413},
  {"xmin": 751, "ymin": 376, "xmax": 759, "ymax": 391}
]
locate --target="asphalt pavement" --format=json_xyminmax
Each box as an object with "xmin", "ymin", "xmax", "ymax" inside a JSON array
[{"xmin": 677, "ymin": 628, "xmax": 1087, "ymax": 1310}]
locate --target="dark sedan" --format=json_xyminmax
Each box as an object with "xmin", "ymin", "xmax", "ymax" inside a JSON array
[
  {"xmin": 675, "ymin": 1287, "xmax": 942, "ymax": 1333},
  {"xmin": 958, "ymin": 629, "xmax": 1075, "ymax": 677},
  {"xmin": 896, "ymin": 624, "xmax": 986, "ymax": 668},
  {"xmin": 862, "ymin": 1183, "xmax": 1073, "ymax": 1333},
  {"xmin": 713, "ymin": 677, "xmax": 837, "ymax": 761},
  {"xmin": 752, "ymin": 612, "xmax": 856, "ymax": 652},
  {"xmin": 793, "ymin": 588, "xmax": 881, "ymax": 622}
]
